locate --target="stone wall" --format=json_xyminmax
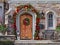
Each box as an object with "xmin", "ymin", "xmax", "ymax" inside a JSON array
[
  {"xmin": 9, "ymin": 3, "xmax": 60, "ymax": 25},
  {"xmin": 8, "ymin": 2, "xmax": 60, "ymax": 40}
]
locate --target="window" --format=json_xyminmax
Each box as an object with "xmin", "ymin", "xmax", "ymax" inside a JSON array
[
  {"xmin": 0, "ymin": 6, "xmax": 2, "ymax": 22},
  {"xmin": 0, "ymin": 6, "xmax": 2, "ymax": 16},
  {"xmin": 47, "ymin": 12, "xmax": 53, "ymax": 27}
]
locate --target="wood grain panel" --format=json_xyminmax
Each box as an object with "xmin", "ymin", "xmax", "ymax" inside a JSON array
[{"xmin": 20, "ymin": 14, "xmax": 32, "ymax": 40}]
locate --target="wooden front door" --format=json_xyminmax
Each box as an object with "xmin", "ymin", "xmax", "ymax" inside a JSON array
[{"xmin": 20, "ymin": 14, "xmax": 32, "ymax": 40}]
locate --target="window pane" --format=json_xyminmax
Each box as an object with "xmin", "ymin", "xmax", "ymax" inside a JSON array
[
  {"xmin": 48, "ymin": 12, "xmax": 53, "ymax": 27},
  {"xmin": 0, "ymin": 6, "xmax": 2, "ymax": 22}
]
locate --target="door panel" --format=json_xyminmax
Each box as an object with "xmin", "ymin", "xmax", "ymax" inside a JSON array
[{"xmin": 20, "ymin": 14, "xmax": 32, "ymax": 40}]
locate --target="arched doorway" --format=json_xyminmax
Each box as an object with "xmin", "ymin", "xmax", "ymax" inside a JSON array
[
  {"xmin": 13, "ymin": 4, "xmax": 40, "ymax": 40},
  {"xmin": 16, "ymin": 11, "xmax": 36, "ymax": 40},
  {"xmin": 20, "ymin": 13, "xmax": 33, "ymax": 40}
]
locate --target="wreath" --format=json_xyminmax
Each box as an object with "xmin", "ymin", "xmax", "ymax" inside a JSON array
[
  {"xmin": 23, "ymin": 18, "xmax": 30, "ymax": 26},
  {"xmin": 13, "ymin": 4, "xmax": 40, "ymax": 40}
]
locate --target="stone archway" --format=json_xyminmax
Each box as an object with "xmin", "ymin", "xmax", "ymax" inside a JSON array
[
  {"xmin": 16, "ymin": 11, "xmax": 36, "ymax": 40},
  {"xmin": 13, "ymin": 4, "xmax": 40, "ymax": 40}
]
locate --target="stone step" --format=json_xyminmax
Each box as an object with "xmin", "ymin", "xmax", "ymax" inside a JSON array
[
  {"xmin": 14, "ymin": 40, "xmax": 60, "ymax": 43},
  {"xmin": 15, "ymin": 43, "xmax": 60, "ymax": 45}
]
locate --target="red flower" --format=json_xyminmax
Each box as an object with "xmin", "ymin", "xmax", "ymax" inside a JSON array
[
  {"xmin": 13, "ymin": 12, "xmax": 17, "ymax": 15},
  {"xmin": 24, "ymin": 5, "xmax": 28, "ymax": 8},
  {"xmin": 11, "ymin": 24, "xmax": 14, "ymax": 28},
  {"xmin": 36, "ymin": 18, "xmax": 40, "ymax": 24},
  {"xmin": 23, "ymin": 20, "xmax": 27, "ymax": 25},
  {"xmin": 36, "ymin": 25, "xmax": 40, "ymax": 30},
  {"xmin": 16, "ymin": 8, "xmax": 20, "ymax": 13}
]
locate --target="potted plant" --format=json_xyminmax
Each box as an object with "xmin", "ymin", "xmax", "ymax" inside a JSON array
[
  {"xmin": 0, "ymin": 40, "xmax": 14, "ymax": 45},
  {"xmin": 0, "ymin": 24, "xmax": 7, "ymax": 35},
  {"xmin": 56, "ymin": 25, "xmax": 60, "ymax": 31},
  {"xmin": 55, "ymin": 24, "xmax": 60, "ymax": 41}
]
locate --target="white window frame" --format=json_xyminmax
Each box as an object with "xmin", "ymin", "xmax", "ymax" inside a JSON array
[
  {"xmin": 0, "ymin": 3, "xmax": 4, "ymax": 23},
  {"xmin": 45, "ymin": 10, "xmax": 57, "ymax": 30},
  {"xmin": 47, "ymin": 12, "xmax": 53, "ymax": 29}
]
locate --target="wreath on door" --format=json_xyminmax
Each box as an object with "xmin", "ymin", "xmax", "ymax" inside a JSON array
[{"xmin": 23, "ymin": 18, "xmax": 30, "ymax": 26}]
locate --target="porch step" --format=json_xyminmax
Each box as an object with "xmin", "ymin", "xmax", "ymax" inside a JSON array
[
  {"xmin": 15, "ymin": 43, "xmax": 60, "ymax": 45},
  {"xmin": 14, "ymin": 40, "xmax": 60, "ymax": 45},
  {"xmin": 14, "ymin": 40, "xmax": 60, "ymax": 43}
]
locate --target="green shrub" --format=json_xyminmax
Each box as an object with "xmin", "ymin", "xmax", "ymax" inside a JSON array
[
  {"xmin": 56, "ymin": 25, "xmax": 60, "ymax": 32},
  {"xmin": 0, "ymin": 41, "xmax": 14, "ymax": 45},
  {"xmin": 0, "ymin": 24, "xmax": 7, "ymax": 33}
]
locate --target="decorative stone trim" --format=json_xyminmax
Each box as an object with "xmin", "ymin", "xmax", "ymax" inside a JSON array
[{"xmin": 0, "ymin": 35, "xmax": 15, "ymax": 41}]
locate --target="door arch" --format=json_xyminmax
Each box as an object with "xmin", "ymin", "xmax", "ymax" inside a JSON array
[{"xmin": 16, "ymin": 11, "xmax": 36, "ymax": 40}]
